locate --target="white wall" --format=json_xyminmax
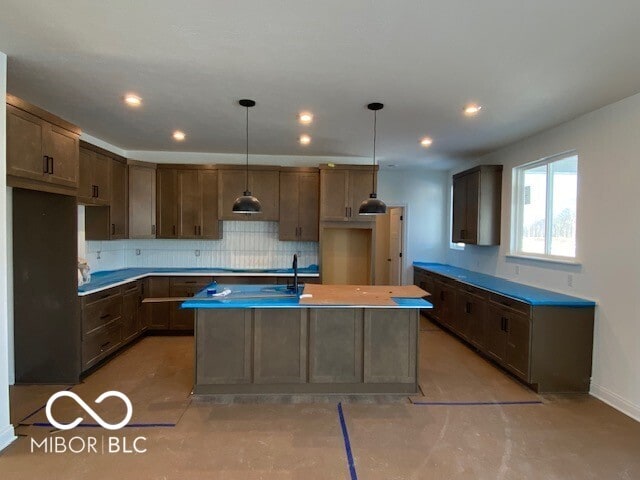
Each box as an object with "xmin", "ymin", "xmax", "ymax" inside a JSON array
[
  {"xmin": 0, "ymin": 50, "xmax": 16, "ymax": 450},
  {"xmin": 378, "ymin": 169, "xmax": 448, "ymax": 283},
  {"xmin": 446, "ymin": 92, "xmax": 640, "ymax": 421}
]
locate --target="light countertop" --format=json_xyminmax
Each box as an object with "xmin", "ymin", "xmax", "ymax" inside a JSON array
[
  {"xmin": 78, "ymin": 266, "xmax": 320, "ymax": 296},
  {"xmin": 413, "ymin": 262, "xmax": 596, "ymax": 307}
]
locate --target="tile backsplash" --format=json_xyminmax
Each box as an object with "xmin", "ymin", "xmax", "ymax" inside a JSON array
[{"xmin": 83, "ymin": 221, "xmax": 319, "ymax": 273}]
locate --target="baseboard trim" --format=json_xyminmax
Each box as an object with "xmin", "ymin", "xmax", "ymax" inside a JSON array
[
  {"xmin": 591, "ymin": 383, "xmax": 640, "ymax": 423},
  {"xmin": 0, "ymin": 424, "xmax": 16, "ymax": 452}
]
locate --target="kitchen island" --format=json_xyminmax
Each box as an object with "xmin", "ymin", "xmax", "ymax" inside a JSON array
[{"xmin": 182, "ymin": 283, "xmax": 430, "ymax": 395}]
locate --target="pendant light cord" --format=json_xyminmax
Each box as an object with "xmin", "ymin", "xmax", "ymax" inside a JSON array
[
  {"xmin": 245, "ymin": 105, "xmax": 249, "ymax": 193},
  {"xmin": 372, "ymin": 109, "xmax": 377, "ymax": 193}
]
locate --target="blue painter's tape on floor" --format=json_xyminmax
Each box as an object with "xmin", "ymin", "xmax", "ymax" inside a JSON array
[
  {"xmin": 337, "ymin": 402, "xmax": 358, "ymax": 480},
  {"xmin": 19, "ymin": 385, "xmax": 74, "ymax": 424},
  {"xmin": 411, "ymin": 400, "xmax": 543, "ymax": 406},
  {"xmin": 32, "ymin": 422, "xmax": 176, "ymax": 428}
]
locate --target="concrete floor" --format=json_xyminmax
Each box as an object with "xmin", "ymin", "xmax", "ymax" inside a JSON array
[{"xmin": 2, "ymin": 318, "xmax": 639, "ymax": 479}]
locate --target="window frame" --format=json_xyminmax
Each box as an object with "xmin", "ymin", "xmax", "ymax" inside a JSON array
[{"xmin": 511, "ymin": 150, "xmax": 579, "ymax": 262}]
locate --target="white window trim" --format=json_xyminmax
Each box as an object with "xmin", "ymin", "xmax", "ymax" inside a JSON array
[{"xmin": 511, "ymin": 150, "xmax": 578, "ymax": 261}]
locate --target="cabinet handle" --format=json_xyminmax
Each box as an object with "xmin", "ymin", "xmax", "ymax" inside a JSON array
[
  {"xmin": 99, "ymin": 341, "xmax": 111, "ymax": 352},
  {"xmin": 299, "ymin": 226, "xmax": 302, "ymax": 237},
  {"xmin": 99, "ymin": 313, "xmax": 111, "ymax": 320},
  {"xmin": 96, "ymin": 185, "xmax": 99, "ymax": 198},
  {"xmin": 349, "ymin": 207, "xmax": 352, "ymax": 217},
  {"xmin": 173, "ymin": 225, "xmax": 176, "ymax": 235},
  {"xmin": 111, "ymin": 224, "xmax": 116, "ymax": 235},
  {"xmin": 195, "ymin": 225, "xmax": 198, "ymax": 235},
  {"xmin": 151, "ymin": 224, "xmax": 156, "ymax": 235},
  {"xmin": 501, "ymin": 316, "xmax": 509, "ymax": 332},
  {"xmin": 198, "ymin": 226, "xmax": 202, "ymax": 236},
  {"xmin": 42, "ymin": 156, "xmax": 49, "ymax": 173},
  {"xmin": 48, "ymin": 157, "xmax": 54, "ymax": 174},
  {"xmin": 465, "ymin": 302, "xmax": 471, "ymax": 314},
  {"xmin": 345, "ymin": 207, "xmax": 349, "ymax": 218}
]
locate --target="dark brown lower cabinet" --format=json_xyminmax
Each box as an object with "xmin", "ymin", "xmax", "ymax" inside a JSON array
[
  {"xmin": 414, "ymin": 266, "xmax": 594, "ymax": 393},
  {"xmin": 81, "ymin": 281, "xmax": 144, "ymax": 372},
  {"xmin": 169, "ymin": 277, "xmax": 213, "ymax": 330}
]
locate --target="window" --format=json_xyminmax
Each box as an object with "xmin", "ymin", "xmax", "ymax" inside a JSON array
[{"xmin": 513, "ymin": 152, "xmax": 578, "ymax": 260}]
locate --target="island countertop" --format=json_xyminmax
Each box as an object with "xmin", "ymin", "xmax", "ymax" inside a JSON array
[{"xmin": 182, "ymin": 283, "xmax": 432, "ymax": 309}]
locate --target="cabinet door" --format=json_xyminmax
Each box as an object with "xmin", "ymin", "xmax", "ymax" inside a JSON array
[
  {"xmin": 7, "ymin": 106, "xmax": 47, "ymax": 182},
  {"xmin": 298, "ymin": 172, "xmax": 319, "ymax": 241},
  {"xmin": 110, "ymin": 160, "xmax": 128, "ymax": 239},
  {"xmin": 157, "ymin": 169, "xmax": 179, "ymax": 238},
  {"xmin": 364, "ymin": 309, "xmax": 417, "ymax": 383},
  {"xmin": 145, "ymin": 277, "xmax": 171, "ymax": 329},
  {"xmin": 464, "ymin": 170, "xmax": 480, "ymax": 244},
  {"xmin": 249, "ymin": 170, "xmax": 279, "ymax": 221},
  {"xmin": 278, "ymin": 172, "xmax": 300, "ymax": 240},
  {"xmin": 78, "ymin": 148, "xmax": 96, "ymax": 202},
  {"xmin": 200, "ymin": 170, "xmax": 221, "ymax": 239},
  {"xmin": 129, "ymin": 164, "xmax": 157, "ymax": 238},
  {"xmin": 320, "ymin": 169, "xmax": 349, "ymax": 221},
  {"xmin": 505, "ymin": 312, "xmax": 531, "ymax": 380},
  {"xmin": 456, "ymin": 290, "xmax": 485, "ymax": 345},
  {"xmin": 122, "ymin": 289, "xmax": 140, "ymax": 342},
  {"xmin": 348, "ymin": 169, "xmax": 375, "ymax": 222},
  {"xmin": 217, "ymin": 169, "xmax": 247, "ymax": 220},
  {"xmin": 177, "ymin": 169, "xmax": 201, "ymax": 238},
  {"xmin": 452, "ymin": 175, "xmax": 467, "ymax": 243},
  {"xmin": 45, "ymin": 125, "xmax": 79, "ymax": 188},
  {"xmin": 309, "ymin": 309, "xmax": 363, "ymax": 383},
  {"xmin": 92, "ymin": 153, "xmax": 111, "ymax": 204},
  {"xmin": 437, "ymin": 281, "xmax": 456, "ymax": 329},
  {"xmin": 483, "ymin": 304, "xmax": 508, "ymax": 363},
  {"xmin": 254, "ymin": 309, "xmax": 307, "ymax": 383}
]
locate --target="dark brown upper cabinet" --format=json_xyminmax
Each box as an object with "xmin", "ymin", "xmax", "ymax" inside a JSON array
[
  {"xmin": 452, "ymin": 165, "xmax": 502, "ymax": 246},
  {"xmin": 279, "ymin": 169, "xmax": 319, "ymax": 241},
  {"xmin": 78, "ymin": 146, "xmax": 111, "ymax": 206},
  {"xmin": 83, "ymin": 143, "xmax": 128, "ymax": 241},
  {"xmin": 218, "ymin": 166, "xmax": 279, "ymax": 221},
  {"xmin": 319, "ymin": 164, "xmax": 377, "ymax": 222},
  {"xmin": 157, "ymin": 166, "xmax": 222, "ymax": 239},
  {"xmin": 128, "ymin": 161, "xmax": 157, "ymax": 239},
  {"xmin": 6, "ymin": 94, "xmax": 80, "ymax": 196}
]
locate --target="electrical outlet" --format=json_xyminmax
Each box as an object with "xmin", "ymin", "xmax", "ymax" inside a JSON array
[
  {"xmin": 515, "ymin": 265, "xmax": 520, "ymax": 275},
  {"xmin": 195, "ymin": 250, "xmax": 201, "ymax": 257},
  {"xmin": 96, "ymin": 250, "xmax": 101, "ymax": 260},
  {"xmin": 135, "ymin": 249, "xmax": 141, "ymax": 256},
  {"xmin": 567, "ymin": 274, "xmax": 573, "ymax": 287}
]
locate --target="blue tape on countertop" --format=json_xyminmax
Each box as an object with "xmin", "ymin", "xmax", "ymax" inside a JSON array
[{"xmin": 413, "ymin": 262, "xmax": 595, "ymax": 307}]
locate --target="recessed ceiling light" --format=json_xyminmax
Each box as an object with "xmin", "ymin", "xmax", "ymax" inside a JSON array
[
  {"xmin": 172, "ymin": 130, "xmax": 186, "ymax": 141},
  {"xmin": 299, "ymin": 134, "xmax": 311, "ymax": 145},
  {"xmin": 298, "ymin": 112, "xmax": 314, "ymax": 125},
  {"xmin": 124, "ymin": 94, "xmax": 142, "ymax": 107},
  {"xmin": 463, "ymin": 104, "xmax": 482, "ymax": 116},
  {"xmin": 420, "ymin": 136, "xmax": 433, "ymax": 147}
]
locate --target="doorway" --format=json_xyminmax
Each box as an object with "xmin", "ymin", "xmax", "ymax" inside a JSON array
[{"xmin": 375, "ymin": 206, "xmax": 405, "ymax": 285}]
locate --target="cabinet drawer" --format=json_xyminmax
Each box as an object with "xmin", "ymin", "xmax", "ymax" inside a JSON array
[
  {"xmin": 83, "ymin": 295, "xmax": 123, "ymax": 335},
  {"xmin": 122, "ymin": 281, "xmax": 141, "ymax": 294},
  {"xmin": 489, "ymin": 294, "xmax": 531, "ymax": 316},
  {"xmin": 82, "ymin": 286, "xmax": 121, "ymax": 306},
  {"xmin": 170, "ymin": 277, "xmax": 212, "ymax": 296},
  {"xmin": 82, "ymin": 320, "xmax": 122, "ymax": 371}
]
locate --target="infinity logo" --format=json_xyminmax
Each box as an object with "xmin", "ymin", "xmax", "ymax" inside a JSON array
[{"xmin": 46, "ymin": 391, "xmax": 133, "ymax": 431}]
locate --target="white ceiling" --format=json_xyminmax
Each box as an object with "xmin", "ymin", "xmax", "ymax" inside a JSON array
[{"xmin": 2, "ymin": 1, "xmax": 640, "ymax": 170}]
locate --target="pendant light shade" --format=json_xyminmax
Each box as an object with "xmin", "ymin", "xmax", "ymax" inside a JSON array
[
  {"xmin": 233, "ymin": 99, "xmax": 262, "ymax": 214},
  {"xmin": 359, "ymin": 102, "xmax": 387, "ymax": 215}
]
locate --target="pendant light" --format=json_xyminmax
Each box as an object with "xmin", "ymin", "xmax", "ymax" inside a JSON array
[
  {"xmin": 359, "ymin": 102, "xmax": 387, "ymax": 215},
  {"xmin": 233, "ymin": 99, "xmax": 262, "ymax": 214}
]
